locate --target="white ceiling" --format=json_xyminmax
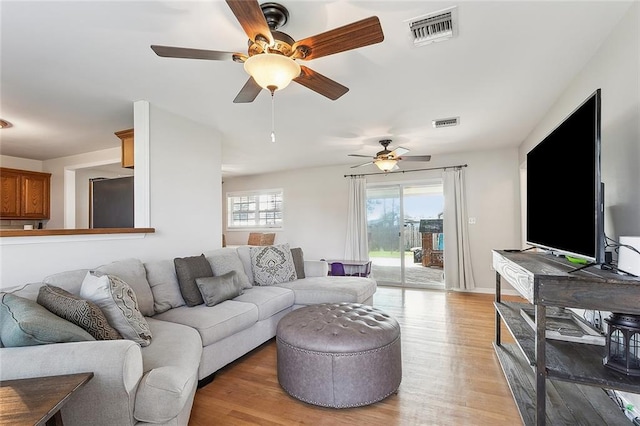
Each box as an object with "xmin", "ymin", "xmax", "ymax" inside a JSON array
[{"xmin": 0, "ymin": 1, "xmax": 633, "ymax": 177}]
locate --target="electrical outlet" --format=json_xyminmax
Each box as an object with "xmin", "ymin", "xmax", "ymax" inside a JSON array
[{"xmin": 468, "ymin": 217, "xmax": 476, "ymax": 224}]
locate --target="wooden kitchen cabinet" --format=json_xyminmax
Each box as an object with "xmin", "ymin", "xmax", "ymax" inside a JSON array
[
  {"xmin": 115, "ymin": 128, "xmax": 134, "ymax": 169},
  {"xmin": 0, "ymin": 168, "xmax": 51, "ymax": 219}
]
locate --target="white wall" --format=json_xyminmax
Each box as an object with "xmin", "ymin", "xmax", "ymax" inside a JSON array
[
  {"xmin": 519, "ymin": 3, "xmax": 639, "ymax": 412},
  {"xmin": 520, "ymin": 2, "xmax": 639, "ymax": 241},
  {"xmin": 0, "ymin": 155, "xmax": 43, "ymax": 171},
  {"xmin": 223, "ymin": 146, "xmax": 521, "ymax": 290},
  {"xmin": 0, "ymin": 105, "xmax": 222, "ymax": 287}
]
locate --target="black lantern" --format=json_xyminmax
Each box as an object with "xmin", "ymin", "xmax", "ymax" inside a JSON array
[{"xmin": 603, "ymin": 313, "xmax": 640, "ymax": 377}]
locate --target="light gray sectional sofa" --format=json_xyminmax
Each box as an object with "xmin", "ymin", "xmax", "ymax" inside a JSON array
[{"xmin": 0, "ymin": 246, "xmax": 376, "ymax": 426}]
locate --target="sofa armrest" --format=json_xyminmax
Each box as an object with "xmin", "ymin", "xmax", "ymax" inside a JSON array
[
  {"xmin": 304, "ymin": 260, "xmax": 329, "ymax": 277},
  {"xmin": 0, "ymin": 340, "xmax": 143, "ymax": 426}
]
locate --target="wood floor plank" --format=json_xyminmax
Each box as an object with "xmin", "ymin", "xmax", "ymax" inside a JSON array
[{"xmin": 189, "ymin": 288, "xmax": 524, "ymax": 425}]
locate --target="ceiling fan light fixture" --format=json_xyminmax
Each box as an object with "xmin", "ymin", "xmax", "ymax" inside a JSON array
[
  {"xmin": 243, "ymin": 53, "xmax": 301, "ymax": 92},
  {"xmin": 375, "ymin": 158, "xmax": 398, "ymax": 172}
]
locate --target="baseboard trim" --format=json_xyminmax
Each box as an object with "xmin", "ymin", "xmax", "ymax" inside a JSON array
[{"xmin": 377, "ymin": 284, "xmax": 521, "ymax": 297}]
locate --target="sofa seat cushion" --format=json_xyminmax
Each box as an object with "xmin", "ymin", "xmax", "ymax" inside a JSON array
[
  {"xmin": 153, "ymin": 301, "xmax": 259, "ymax": 347},
  {"xmin": 233, "ymin": 286, "xmax": 294, "ymax": 321},
  {"xmin": 275, "ymin": 276, "xmax": 377, "ymax": 305},
  {"xmin": 135, "ymin": 318, "xmax": 201, "ymax": 423}
]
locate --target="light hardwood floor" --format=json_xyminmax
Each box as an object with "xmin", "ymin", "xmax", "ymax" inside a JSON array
[{"xmin": 189, "ymin": 287, "xmax": 523, "ymax": 425}]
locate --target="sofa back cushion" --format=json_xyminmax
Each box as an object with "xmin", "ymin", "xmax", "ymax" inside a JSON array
[
  {"xmin": 43, "ymin": 269, "xmax": 91, "ymax": 296},
  {"xmin": 95, "ymin": 259, "xmax": 155, "ymax": 317},
  {"xmin": 144, "ymin": 260, "xmax": 186, "ymax": 314},
  {"xmin": 235, "ymin": 246, "xmax": 255, "ymax": 285},
  {"xmin": 203, "ymin": 248, "xmax": 252, "ymax": 289}
]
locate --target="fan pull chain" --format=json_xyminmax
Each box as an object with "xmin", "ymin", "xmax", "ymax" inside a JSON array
[{"xmin": 269, "ymin": 86, "xmax": 276, "ymax": 143}]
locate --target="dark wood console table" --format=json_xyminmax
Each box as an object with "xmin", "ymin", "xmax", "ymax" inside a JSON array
[
  {"xmin": 0, "ymin": 372, "xmax": 93, "ymax": 425},
  {"xmin": 492, "ymin": 250, "xmax": 640, "ymax": 425}
]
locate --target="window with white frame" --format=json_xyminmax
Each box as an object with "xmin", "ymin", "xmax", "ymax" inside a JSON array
[{"xmin": 227, "ymin": 189, "xmax": 283, "ymax": 229}]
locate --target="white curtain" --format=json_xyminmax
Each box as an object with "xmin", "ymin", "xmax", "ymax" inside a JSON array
[
  {"xmin": 344, "ymin": 176, "xmax": 369, "ymax": 261},
  {"xmin": 443, "ymin": 168, "xmax": 475, "ymax": 290}
]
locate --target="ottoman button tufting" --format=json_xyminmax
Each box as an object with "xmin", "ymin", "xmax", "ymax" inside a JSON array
[{"xmin": 276, "ymin": 302, "xmax": 402, "ymax": 408}]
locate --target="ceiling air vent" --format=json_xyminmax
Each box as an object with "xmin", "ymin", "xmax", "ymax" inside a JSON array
[
  {"xmin": 432, "ymin": 117, "xmax": 460, "ymax": 128},
  {"xmin": 407, "ymin": 6, "xmax": 458, "ymax": 46}
]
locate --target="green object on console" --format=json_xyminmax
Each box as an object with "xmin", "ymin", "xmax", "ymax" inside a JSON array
[{"xmin": 566, "ymin": 255, "xmax": 589, "ymax": 265}]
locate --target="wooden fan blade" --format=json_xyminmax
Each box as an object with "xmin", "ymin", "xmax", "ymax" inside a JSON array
[
  {"xmin": 351, "ymin": 161, "xmax": 373, "ymax": 169},
  {"xmin": 226, "ymin": 0, "xmax": 273, "ymax": 45},
  {"xmin": 390, "ymin": 147, "xmax": 410, "ymax": 157},
  {"xmin": 294, "ymin": 66, "xmax": 349, "ymax": 100},
  {"xmin": 400, "ymin": 155, "xmax": 432, "ymax": 162},
  {"xmin": 348, "ymin": 154, "xmax": 374, "ymax": 158},
  {"xmin": 151, "ymin": 45, "xmax": 238, "ymax": 61},
  {"xmin": 233, "ymin": 77, "xmax": 263, "ymax": 103},
  {"xmin": 293, "ymin": 16, "xmax": 384, "ymax": 60}
]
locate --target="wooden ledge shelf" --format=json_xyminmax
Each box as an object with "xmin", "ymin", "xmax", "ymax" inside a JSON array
[{"xmin": 0, "ymin": 228, "xmax": 155, "ymax": 237}]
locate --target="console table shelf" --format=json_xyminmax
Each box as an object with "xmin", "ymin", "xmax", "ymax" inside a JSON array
[
  {"xmin": 496, "ymin": 301, "xmax": 640, "ymax": 393},
  {"xmin": 493, "ymin": 250, "xmax": 640, "ymax": 426},
  {"xmin": 493, "ymin": 343, "xmax": 625, "ymax": 425}
]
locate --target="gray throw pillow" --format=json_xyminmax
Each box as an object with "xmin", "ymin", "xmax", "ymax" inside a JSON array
[
  {"xmin": 195, "ymin": 271, "xmax": 244, "ymax": 307},
  {"xmin": 0, "ymin": 292, "xmax": 95, "ymax": 347},
  {"xmin": 290, "ymin": 247, "xmax": 305, "ymax": 279},
  {"xmin": 250, "ymin": 243, "xmax": 297, "ymax": 286},
  {"xmin": 80, "ymin": 271, "xmax": 152, "ymax": 347},
  {"xmin": 174, "ymin": 254, "xmax": 214, "ymax": 306},
  {"xmin": 37, "ymin": 285, "xmax": 122, "ymax": 340},
  {"xmin": 204, "ymin": 248, "xmax": 252, "ymax": 289}
]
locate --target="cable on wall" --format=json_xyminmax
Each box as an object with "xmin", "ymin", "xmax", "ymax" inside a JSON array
[{"xmin": 343, "ymin": 164, "xmax": 467, "ymax": 178}]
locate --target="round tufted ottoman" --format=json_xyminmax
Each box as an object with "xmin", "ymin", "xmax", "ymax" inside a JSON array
[{"xmin": 276, "ymin": 302, "xmax": 401, "ymax": 408}]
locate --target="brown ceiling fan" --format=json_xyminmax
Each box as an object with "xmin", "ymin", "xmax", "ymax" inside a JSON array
[
  {"xmin": 349, "ymin": 140, "xmax": 432, "ymax": 172},
  {"xmin": 151, "ymin": 1, "xmax": 384, "ymax": 103}
]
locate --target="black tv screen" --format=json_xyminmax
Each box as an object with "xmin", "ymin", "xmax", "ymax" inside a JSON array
[{"xmin": 526, "ymin": 89, "xmax": 604, "ymax": 263}]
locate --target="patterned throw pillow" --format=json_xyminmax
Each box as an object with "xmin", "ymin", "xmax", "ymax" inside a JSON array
[
  {"xmin": 80, "ymin": 271, "xmax": 152, "ymax": 347},
  {"xmin": 250, "ymin": 243, "xmax": 297, "ymax": 286},
  {"xmin": 37, "ymin": 285, "xmax": 121, "ymax": 340}
]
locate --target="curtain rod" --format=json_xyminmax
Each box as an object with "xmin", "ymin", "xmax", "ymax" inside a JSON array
[{"xmin": 343, "ymin": 164, "xmax": 468, "ymax": 178}]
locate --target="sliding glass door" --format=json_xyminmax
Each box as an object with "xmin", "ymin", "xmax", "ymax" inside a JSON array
[
  {"xmin": 366, "ymin": 181, "xmax": 444, "ymax": 288},
  {"xmin": 366, "ymin": 186, "xmax": 403, "ymax": 284}
]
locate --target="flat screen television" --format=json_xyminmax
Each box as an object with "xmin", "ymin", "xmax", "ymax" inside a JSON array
[{"xmin": 526, "ymin": 89, "xmax": 604, "ymax": 264}]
